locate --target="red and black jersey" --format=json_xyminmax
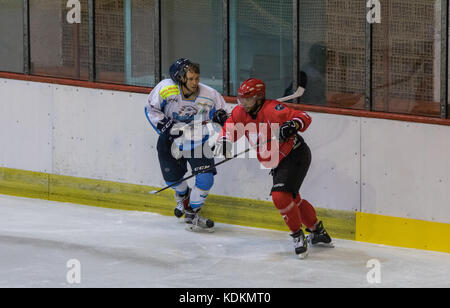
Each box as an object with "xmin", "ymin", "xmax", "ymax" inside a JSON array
[{"xmin": 219, "ymin": 100, "xmax": 312, "ymax": 168}]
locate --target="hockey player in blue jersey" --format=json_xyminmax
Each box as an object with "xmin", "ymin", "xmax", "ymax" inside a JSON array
[{"xmin": 145, "ymin": 58, "xmax": 228, "ymax": 232}]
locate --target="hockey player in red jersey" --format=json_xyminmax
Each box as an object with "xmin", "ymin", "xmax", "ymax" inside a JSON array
[{"xmin": 214, "ymin": 78, "xmax": 332, "ymax": 259}]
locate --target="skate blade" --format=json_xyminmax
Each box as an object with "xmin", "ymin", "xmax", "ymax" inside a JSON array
[
  {"xmin": 297, "ymin": 251, "xmax": 309, "ymax": 260},
  {"xmin": 185, "ymin": 224, "xmax": 215, "ymax": 233},
  {"xmin": 309, "ymin": 241, "xmax": 334, "ymax": 248},
  {"xmin": 306, "ymin": 235, "xmax": 334, "ymax": 248}
]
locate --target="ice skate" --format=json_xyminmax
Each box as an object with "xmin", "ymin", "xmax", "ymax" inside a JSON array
[
  {"xmin": 174, "ymin": 188, "xmax": 191, "ymax": 220},
  {"xmin": 184, "ymin": 208, "xmax": 215, "ymax": 233},
  {"xmin": 290, "ymin": 229, "xmax": 308, "ymax": 259},
  {"xmin": 306, "ymin": 221, "xmax": 334, "ymax": 247}
]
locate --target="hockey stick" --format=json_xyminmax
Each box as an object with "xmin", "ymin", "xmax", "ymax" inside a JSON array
[
  {"xmin": 276, "ymin": 86, "xmax": 305, "ymax": 102},
  {"xmin": 149, "ymin": 136, "xmax": 276, "ymax": 195},
  {"xmin": 276, "ymin": 70, "xmax": 307, "ymax": 102}
]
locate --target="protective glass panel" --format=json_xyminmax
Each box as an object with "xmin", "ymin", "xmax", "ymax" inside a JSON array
[
  {"xmin": 0, "ymin": 0, "xmax": 24, "ymax": 73},
  {"xmin": 30, "ymin": 0, "xmax": 89, "ymax": 80},
  {"xmin": 299, "ymin": 0, "xmax": 366, "ymax": 109},
  {"xmin": 96, "ymin": 0, "xmax": 155, "ymax": 86},
  {"xmin": 230, "ymin": 0, "xmax": 292, "ymax": 99},
  {"xmin": 129, "ymin": 0, "xmax": 155, "ymax": 86},
  {"xmin": 373, "ymin": 0, "xmax": 441, "ymax": 117},
  {"xmin": 161, "ymin": 0, "xmax": 223, "ymax": 92}
]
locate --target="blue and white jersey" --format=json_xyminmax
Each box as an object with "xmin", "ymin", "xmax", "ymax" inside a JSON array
[{"xmin": 145, "ymin": 79, "xmax": 226, "ymax": 150}]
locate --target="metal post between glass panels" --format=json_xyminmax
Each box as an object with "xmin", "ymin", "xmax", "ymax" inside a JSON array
[
  {"xmin": 365, "ymin": 17, "xmax": 373, "ymax": 111},
  {"xmin": 23, "ymin": 0, "xmax": 30, "ymax": 74},
  {"xmin": 229, "ymin": 0, "xmax": 237, "ymax": 95},
  {"xmin": 124, "ymin": 0, "xmax": 132, "ymax": 85},
  {"xmin": 88, "ymin": 0, "xmax": 95, "ymax": 82},
  {"xmin": 441, "ymin": 0, "xmax": 449, "ymax": 119},
  {"xmin": 293, "ymin": 0, "xmax": 299, "ymax": 104},
  {"xmin": 222, "ymin": 0, "xmax": 230, "ymax": 96},
  {"xmin": 154, "ymin": 0, "xmax": 161, "ymax": 84}
]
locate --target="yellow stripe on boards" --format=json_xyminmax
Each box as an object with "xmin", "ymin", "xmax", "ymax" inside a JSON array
[
  {"xmin": 0, "ymin": 167, "xmax": 355, "ymax": 241},
  {"xmin": 356, "ymin": 212, "xmax": 450, "ymax": 254}
]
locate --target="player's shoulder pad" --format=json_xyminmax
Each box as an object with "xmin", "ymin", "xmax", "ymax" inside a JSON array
[
  {"xmin": 152, "ymin": 78, "xmax": 173, "ymax": 91},
  {"xmin": 157, "ymin": 79, "xmax": 180, "ymax": 99}
]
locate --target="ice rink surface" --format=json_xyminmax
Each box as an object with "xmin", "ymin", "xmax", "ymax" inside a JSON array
[{"xmin": 0, "ymin": 194, "xmax": 449, "ymax": 288}]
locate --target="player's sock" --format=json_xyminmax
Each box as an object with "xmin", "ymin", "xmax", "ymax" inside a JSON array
[
  {"xmin": 294, "ymin": 195, "xmax": 333, "ymax": 246},
  {"xmin": 272, "ymin": 191, "xmax": 302, "ymax": 233},
  {"xmin": 189, "ymin": 186, "xmax": 209, "ymax": 210},
  {"xmin": 188, "ymin": 172, "xmax": 214, "ymax": 209},
  {"xmin": 295, "ymin": 194, "xmax": 318, "ymax": 230},
  {"xmin": 172, "ymin": 180, "xmax": 188, "ymax": 196}
]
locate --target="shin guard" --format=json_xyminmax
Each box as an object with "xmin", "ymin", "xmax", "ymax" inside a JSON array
[
  {"xmin": 189, "ymin": 173, "xmax": 214, "ymax": 210},
  {"xmin": 171, "ymin": 181, "xmax": 189, "ymax": 196},
  {"xmin": 272, "ymin": 191, "xmax": 302, "ymax": 233},
  {"xmin": 189, "ymin": 186, "xmax": 210, "ymax": 210},
  {"xmin": 295, "ymin": 194, "xmax": 318, "ymax": 230}
]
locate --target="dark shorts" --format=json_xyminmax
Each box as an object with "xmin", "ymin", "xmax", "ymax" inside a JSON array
[
  {"xmin": 271, "ymin": 142, "xmax": 311, "ymax": 196},
  {"xmin": 157, "ymin": 133, "xmax": 217, "ymax": 183}
]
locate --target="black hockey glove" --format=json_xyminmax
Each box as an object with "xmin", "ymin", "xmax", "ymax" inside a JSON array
[
  {"xmin": 157, "ymin": 117, "xmax": 182, "ymax": 142},
  {"xmin": 157, "ymin": 117, "xmax": 175, "ymax": 134},
  {"xmin": 279, "ymin": 120, "xmax": 300, "ymax": 141},
  {"xmin": 212, "ymin": 109, "xmax": 229, "ymax": 127}
]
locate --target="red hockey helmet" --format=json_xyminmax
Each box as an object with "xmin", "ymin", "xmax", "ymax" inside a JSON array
[
  {"xmin": 238, "ymin": 78, "xmax": 266, "ymax": 99},
  {"xmin": 237, "ymin": 78, "xmax": 265, "ymax": 111}
]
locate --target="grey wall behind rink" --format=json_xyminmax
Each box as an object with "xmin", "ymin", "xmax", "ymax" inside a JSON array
[{"xmin": 1, "ymin": 78, "xmax": 449, "ymax": 224}]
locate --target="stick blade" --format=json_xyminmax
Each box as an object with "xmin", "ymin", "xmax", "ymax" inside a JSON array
[{"xmin": 277, "ymin": 86, "xmax": 304, "ymax": 102}]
